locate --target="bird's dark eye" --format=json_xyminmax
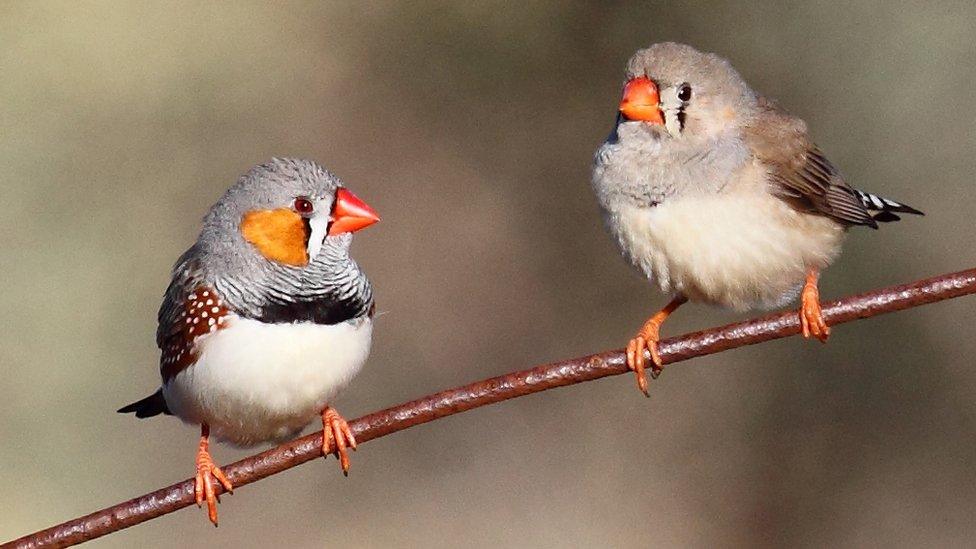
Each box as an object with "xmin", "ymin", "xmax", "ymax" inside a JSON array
[
  {"xmin": 677, "ymin": 83, "xmax": 692, "ymax": 102},
  {"xmin": 293, "ymin": 197, "xmax": 314, "ymax": 214}
]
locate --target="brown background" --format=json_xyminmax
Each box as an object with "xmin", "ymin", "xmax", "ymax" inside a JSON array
[{"xmin": 2, "ymin": 2, "xmax": 975, "ymax": 547}]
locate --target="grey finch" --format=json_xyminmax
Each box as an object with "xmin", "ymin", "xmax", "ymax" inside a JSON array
[{"xmin": 591, "ymin": 43, "xmax": 922, "ymax": 395}]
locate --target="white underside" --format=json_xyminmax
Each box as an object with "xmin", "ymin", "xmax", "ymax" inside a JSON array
[
  {"xmin": 162, "ymin": 316, "xmax": 372, "ymax": 446},
  {"xmin": 611, "ymin": 189, "xmax": 844, "ymax": 310}
]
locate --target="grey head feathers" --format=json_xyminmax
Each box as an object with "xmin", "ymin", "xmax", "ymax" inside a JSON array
[
  {"xmin": 624, "ymin": 42, "xmax": 758, "ymax": 142},
  {"xmin": 198, "ymin": 158, "xmax": 345, "ymax": 268},
  {"xmin": 595, "ymin": 43, "xmax": 759, "ymax": 209}
]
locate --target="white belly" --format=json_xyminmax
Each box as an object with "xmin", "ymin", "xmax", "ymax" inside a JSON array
[
  {"xmin": 611, "ymin": 191, "xmax": 844, "ymax": 310},
  {"xmin": 162, "ymin": 316, "xmax": 372, "ymax": 446}
]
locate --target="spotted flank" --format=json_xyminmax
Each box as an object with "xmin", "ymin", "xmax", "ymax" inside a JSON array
[
  {"xmin": 160, "ymin": 287, "xmax": 232, "ymax": 382},
  {"xmin": 854, "ymin": 190, "xmax": 924, "ymax": 223}
]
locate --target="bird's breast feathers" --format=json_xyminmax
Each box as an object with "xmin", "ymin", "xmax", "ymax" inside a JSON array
[
  {"xmin": 157, "ymin": 284, "xmax": 373, "ymax": 446},
  {"xmin": 162, "ymin": 313, "xmax": 373, "ymax": 446},
  {"xmin": 608, "ymin": 168, "xmax": 844, "ymax": 310}
]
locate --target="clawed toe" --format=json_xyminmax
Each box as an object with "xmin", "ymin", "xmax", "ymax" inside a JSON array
[
  {"xmin": 624, "ymin": 296, "xmax": 686, "ymax": 397},
  {"xmin": 194, "ymin": 425, "xmax": 233, "ymax": 526},
  {"xmin": 322, "ymin": 407, "xmax": 357, "ymax": 476},
  {"xmin": 800, "ymin": 269, "xmax": 830, "ymax": 343}
]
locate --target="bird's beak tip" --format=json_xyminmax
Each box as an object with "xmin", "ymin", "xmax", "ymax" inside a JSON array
[{"xmin": 327, "ymin": 188, "xmax": 380, "ymax": 236}]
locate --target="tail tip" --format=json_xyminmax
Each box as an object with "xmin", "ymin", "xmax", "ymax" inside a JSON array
[{"xmin": 118, "ymin": 389, "xmax": 170, "ymax": 418}]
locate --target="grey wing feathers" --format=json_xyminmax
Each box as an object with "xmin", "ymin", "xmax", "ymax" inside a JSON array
[{"xmin": 747, "ymin": 96, "xmax": 880, "ymax": 228}]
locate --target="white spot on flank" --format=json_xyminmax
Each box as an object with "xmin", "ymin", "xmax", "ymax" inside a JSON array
[
  {"xmin": 206, "ymin": 299, "xmax": 213, "ymax": 305},
  {"xmin": 208, "ymin": 318, "xmax": 215, "ymax": 326},
  {"xmin": 202, "ymin": 291, "xmax": 209, "ymax": 297},
  {"xmin": 193, "ymin": 318, "xmax": 199, "ymax": 324},
  {"xmin": 211, "ymin": 307, "xmax": 220, "ymax": 313},
  {"xmin": 201, "ymin": 311, "xmax": 208, "ymax": 318}
]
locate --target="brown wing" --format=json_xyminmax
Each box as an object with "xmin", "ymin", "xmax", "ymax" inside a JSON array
[
  {"xmin": 159, "ymin": 286, "xmax": 232, "ymax": 382},
  {"xmin": 156, "ymin": 247, "xmax": 232, "ymax": 382},
  {"xmin": 746, "ymin": 96, "xmax": 877, "ymax": 228}
]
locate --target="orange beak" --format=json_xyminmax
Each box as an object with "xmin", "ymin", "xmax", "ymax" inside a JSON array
[
  {"xmin": 619, "ymin": 76, "xmax": 664, "ymax": 124},
  {"xmin": 328, "ymin": 188, "xmax": 380, "ymax": 236}
]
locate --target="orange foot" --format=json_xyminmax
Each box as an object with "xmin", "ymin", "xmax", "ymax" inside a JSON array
[
  {"xmin": 800, "ymin": 268, "xmax": 830, "ymax": 343},
  {"xmin": 626, "ymin": 296, "xmax": 687, "ymax": 397},
  {"xmin": 321, "ymin": 407, "xmax": 357, "ymax": 476},
  {"xmin": 195, "ymin": 424, "xmax": 233, "ymax": 526}
]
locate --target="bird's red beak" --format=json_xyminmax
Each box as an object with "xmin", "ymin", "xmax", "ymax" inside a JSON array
[
  {"xmin": 328, "ymin": 188, "xmax": 380, "ymax": 236},
  {"xmin": 619, "ymin": 76, "xmax": 664, "ymax": 124}
]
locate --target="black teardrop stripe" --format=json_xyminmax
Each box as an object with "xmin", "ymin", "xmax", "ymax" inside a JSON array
[{"xmin": 258, "ymin": 293, "xmax": 372, "ymax": 325}]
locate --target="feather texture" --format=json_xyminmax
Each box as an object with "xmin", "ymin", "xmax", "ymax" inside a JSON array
[{"xmin": 746, "ymin": 97, "xmax": 879, "ymax": 228}]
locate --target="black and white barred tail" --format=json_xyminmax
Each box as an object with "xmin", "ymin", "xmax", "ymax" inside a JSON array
[{"xmin": 854, "ymin": 190, "xmax": 924, "ymax": 223}]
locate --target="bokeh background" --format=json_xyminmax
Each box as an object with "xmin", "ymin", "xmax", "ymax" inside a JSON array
[{"xmin": 2, "ymin": 2, "xmax": 975, "ymax": 547}]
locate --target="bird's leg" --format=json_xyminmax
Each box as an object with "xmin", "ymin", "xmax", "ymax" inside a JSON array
[
  {"xmin": 626, "ymin": 295, "xmax": 687, "ymax": 396},
  {"xmin": 800, "ymin": 267, "xmax": 830, "ymax": 342},
  {"xmin": 194, "ymin": 423, "xmax": 233, "ymax": 526},
  {"xmin": 321, "ymin": 406, "xmax": 357, "ymax": 476}
]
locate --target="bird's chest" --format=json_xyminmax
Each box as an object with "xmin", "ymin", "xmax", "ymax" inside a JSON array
[
  {"xmin": 594, "ymin": 133, "xmax": 745, "ymax": 210},
  {"xmin": 595, "ymin": 139, "xmax": 679, "ymax": 206},
  {"xmin": 162, "ymin": 315, "xmax": 373, "ymax": 446},
  {"xmin": 609, "ymin": 188, "xmax": 843, "ymax": 310}
]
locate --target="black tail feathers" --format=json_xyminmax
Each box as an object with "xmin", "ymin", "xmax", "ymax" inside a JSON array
[
  {"xmin": 117, "ymin": 388, "xmax": 171, "ymax": 418},
  {"xmin": 854, "ymin": 190, "xmax": 924, "ymax": 223}
]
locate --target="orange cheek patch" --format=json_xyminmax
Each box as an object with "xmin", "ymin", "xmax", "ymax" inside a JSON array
[{"xmin": 240, "ymin": 208, "xmax": 310, "ymax": 266}]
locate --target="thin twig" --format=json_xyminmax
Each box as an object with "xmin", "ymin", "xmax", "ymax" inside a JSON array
[{"xmin": 6, "ymin": 267, "xmax": 976, "ymax": 548}]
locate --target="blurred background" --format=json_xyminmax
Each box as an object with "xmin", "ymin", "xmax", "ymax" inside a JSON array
[{"xmin": 2, "ymin": 2, "xmax": 975, "ymax": 547}]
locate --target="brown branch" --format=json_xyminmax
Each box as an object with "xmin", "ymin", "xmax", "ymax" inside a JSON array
[{"xmin": 7, "ymin": 267, "xmax": 976, "ymax": 548}]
